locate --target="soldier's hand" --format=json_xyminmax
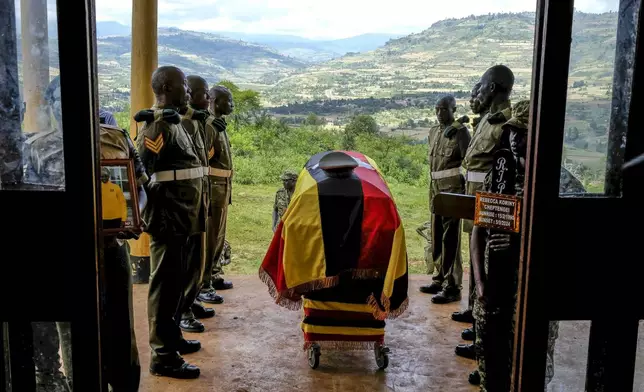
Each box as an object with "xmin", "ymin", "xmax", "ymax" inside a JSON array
[
  {"xmin": 488, "ymin": 233, "xmax": 511, "ymax": 252},
  {"xmin": 116, "ymin": 230, "xmax": 140, "ymax": 240}
]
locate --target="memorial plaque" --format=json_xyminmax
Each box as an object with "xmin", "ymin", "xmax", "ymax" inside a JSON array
[{"xmin": 474, "ymin": 191, "xmax": 522, "ymax": 233}]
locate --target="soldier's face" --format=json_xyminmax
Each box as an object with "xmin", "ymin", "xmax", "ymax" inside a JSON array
[
  {"xmin": 191, "ymin": 88, "xmax": 210, "ymax": 110},
  {"xmin": 284, "ymin": 179, "xmax": 296, "ymax": 190},
  {"xmin": 509, "ymin": 129, "xmax": 528, "ymax": 168},
  {"xmin": 170, "ymin": 74, "xmax": 190, "ymax": 108},
  {"xmin": 435, "ymin": 105, "xmax": 454, "ymax": 125},
  {"xmin": 217, "ymin": 94, "xmax": 234, "ymax": 115},
  {"xmin": 470, "ymin": 87, "xmax": 481, "ymax": 114}
]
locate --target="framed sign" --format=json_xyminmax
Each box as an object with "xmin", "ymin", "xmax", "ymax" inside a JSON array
[
  {"xmin": 474, "ymin": 191, "xmax": 522, "ymax": 233},
  {"xmin": 99, "ymin": 159, "xmax": 143, "ymax": 235}
]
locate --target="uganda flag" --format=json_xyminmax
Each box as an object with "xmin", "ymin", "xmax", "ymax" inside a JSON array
[{"xmin": 259, "ymin": 151, "xmax": 409, "ymax": 320}]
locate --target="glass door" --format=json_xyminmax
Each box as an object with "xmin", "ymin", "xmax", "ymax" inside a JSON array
[
  {"xmin": 0, "ymin": 0, "xmax": 103, "ymax": 390},
  {"xmin": 513, "ymin": 0, "xmax": 643, "ymax": 391}
]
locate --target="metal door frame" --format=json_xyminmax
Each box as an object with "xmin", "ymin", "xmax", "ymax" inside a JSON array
[
  {"xmin": 513, "ymin": 0, "xmax": 644, "ymax": 391},
  {"xmin": 0, "ymin": 0, "xmax": 103, "ymax": 390}
]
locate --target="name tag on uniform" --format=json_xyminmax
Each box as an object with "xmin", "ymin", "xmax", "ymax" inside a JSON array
[{"xmin": 474, "ymin": 191, "xmax": 522, "ymax": 233}]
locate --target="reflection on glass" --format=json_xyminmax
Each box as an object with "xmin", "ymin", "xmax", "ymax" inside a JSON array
[
  {"xmin": 101, "ymin": 165, "xmax": 133, "ymax": 230},
  {"xmin": 2, "ymin": 322, "xmax": 72, "ymax": 392},
  {"xmin": 634, "ymin": 321, "xmax": 644, "ymax": 392},
  {"xmin": 560, "ymin": 0, "xmax": 636, "ymax": 196},
  {"xmin": 32, "ymin": 322, "xmax": 72, "ymax": 392},
  {"xmin": 546, "ymin": 321, "xmax": 590, "ymax": 392},
  {"xmin": 0, "ymin": 0, "xmax": 65, "ymax": 191}
]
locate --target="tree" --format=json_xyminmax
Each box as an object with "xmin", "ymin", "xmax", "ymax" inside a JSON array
[{"xmin": 345, "ymin": 114, "xmax": 379, "ymax": 135}]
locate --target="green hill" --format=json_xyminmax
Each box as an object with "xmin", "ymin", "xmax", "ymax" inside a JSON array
[{"xmin": 263, "ymin": 11, "xmax": 618, "ymax": 105}]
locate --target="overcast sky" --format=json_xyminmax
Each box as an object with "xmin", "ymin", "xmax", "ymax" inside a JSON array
[{"xmin": 39, "ymin": 0, "xmax": 620, "ymax": 40}]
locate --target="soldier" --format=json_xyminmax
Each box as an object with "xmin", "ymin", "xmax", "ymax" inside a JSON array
[
  {"xmin": 416, "ymin": 221, "xmax": 434, "ymax": 277},
  {"xmin": 135, "ymin": 65, "xmax": 205, "ymax": 379},
  {"xmin": 468, "ymin": 100, "xmax": 525, "ymax": 391},
  {"xmin": 456, "ymin": 66, "xmax": 514, "ymax": 361},
  {"xmin": 176, "ymin": 75, "xmax": 216, "ymax": 333},
  {"xmin": 197, "ymin": 84, "xmax": 235, "ymax": 303},
  {"xmin": 452, "ymin": 81, "xmax": 490, "ymax": 325},
  {"xmin": 99, "ymin": 118, "xmax": 149, "ymax": 391},
  {"xmin": 273, "ymin": 170, "xmax": 298, "ymax": 231},
  {"xmin": 420, "ymin": 96, "xmax": 470, "ymax": 305}
]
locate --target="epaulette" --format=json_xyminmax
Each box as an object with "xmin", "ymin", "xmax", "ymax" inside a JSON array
[
  {"xmin": 180, "ymin": 107, "xmax": 209, "ymax": 122},
  {"xmin": 443, "ymin": 121, "xmax": 466, "ymax": 138},
  {"xmin": 133, "ymin": 109, "xmax": 181, "ymax": 125},
  {"xmin": 487, "ymin": 110, "xmax": 509, "ymax": 125}
]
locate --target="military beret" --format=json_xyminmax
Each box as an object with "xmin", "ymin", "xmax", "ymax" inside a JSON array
[
  {"xmin": 502, "ymin": 100, "xmax": 530, "ymax": 131},
  {"xmin": 280, "ymin": 171, "xmax": 299, "ymax": 180}
]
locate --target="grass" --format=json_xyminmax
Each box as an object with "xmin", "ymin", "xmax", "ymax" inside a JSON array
[{"xmin": 223, "ymin": 182, "xmax": 468, "ymax": 276}]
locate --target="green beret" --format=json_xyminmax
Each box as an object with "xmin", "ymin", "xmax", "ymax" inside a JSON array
[
  {"xmin": 280, "ymin": 171, "xmax": 298, "ymax": 180},
  {"xmin": 502, "ymin": 100, "xmax": 530, "ymax": 131}
]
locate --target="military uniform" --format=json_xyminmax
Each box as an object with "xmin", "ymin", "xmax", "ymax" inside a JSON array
[
  {"xmin": 135, "ymin": 107, "xmax": 206, "ymax": 367},
  {"xmin": 428, "ymin": 120, "xmax": 470, "ymax": 293},
  {"xmin": 462, "ymin": 102, "xmax": 511, "ymax": 310},
  {"xmin": 177, "ymin": 108, "xmax": 211, "ymax": 325},
  {"xmin": 31, "ymin": 322, "xmax": 72, "ymax": 392},
  {"xmin": 99, "ymin": 123, "xmax": 147, "ymax": 391},
  {"xmin": 22, "ymin": 128, "xmax": 64, "ymax": 189},
  {"xmin": 272, "ymin": 171, "xmax": 297, "ymax": 232},
  {"xmin": 416, "ymin": 221, "xmax": 434, "ymax": 275},
  {"xmin": 200, "ymin": 114, "xmax": 233, "ymax": 294}
]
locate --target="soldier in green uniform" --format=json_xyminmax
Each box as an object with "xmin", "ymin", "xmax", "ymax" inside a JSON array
[
  {"xmin": 176, "ymin": 75, "xmax": 217, "ymax": 333},
  {"xmin": 420, "ymin": 96, "xmax": 471, "ymax": 305},
  {"xmin": 456, "ymin": 66, "xmax": 514, "ymax": 361},
  {"xmin": 99, "ymin": 118, "xmax": 148, "ymax": 391},
  {"xmin": 272, "ymin": 170, "xmax": 297, "ymax": 231},
  {"xmin": 452, "ymin": 82, "xmax": 490, "ymax": 324},
  {"xmin": 135, "ymin": 65, "xmax": 205, "ymax": 379},
  {"xmin": 198, "ymin": 84, "xmax": 235, "ymax": 304}
]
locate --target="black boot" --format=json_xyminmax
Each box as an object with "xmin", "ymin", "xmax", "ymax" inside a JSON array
[
  {"xmin": 461, "ymin": 326, "xmax": 475, "ymax": 341},
  {"xmin": 179, "ymin": 318, "xmax": 205, "ymax": 333},
  {"xmin": 431, "ymin": 288, "xmax": 461, "ymax": 304},
  {"xmin": 150, "ymin": 357, "xmax": 200, "ymax": 379},
  {"xmin": 468, "ymin": 370, "xmax": 480, "ymax": 385},
  {"xmin": 191, "ymin": 302, "xmax": 215, "ymax": 319},
  {"xmin": 419, "ymin": 282, "xmax": 442, "ymax": 294},
  {"xmin": 451, "ymin": 309, "xmax": 474, "ymax": 323},
  {"xmin": 455, "ymin": 343, "xmax": 476, "ymax": 360}
]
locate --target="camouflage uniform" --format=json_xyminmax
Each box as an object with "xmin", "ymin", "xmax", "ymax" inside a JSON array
[
  {"xmin": 472, "ymin": 101, "xmax": 522, "ymax": 392},
  {"xmin": 135, "ymin": 107, "xmax": 206, "ymax": 366},
  {"xmin": 272, "ymin": 171, "xmax": 297, "ymax": 231},
  {"xmin": 462, "ymin": 101, "xmax": 511, "ymax": 310},
  {"xmin": 31, "ymin": 322, "xmax": 72, "ymax": 392},
  {"xmin": 428, "ymin": 120, "xmax": 471, "ymax": 292},
  {"xmin": 473, "ymin": 101, "xmax": 586, "ymax": 391},
  {"xmin": 416, "ymin": 221, "xmax": 434, "ymax": 275}
]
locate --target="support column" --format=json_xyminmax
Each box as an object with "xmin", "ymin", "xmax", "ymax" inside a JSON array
[
  {"xmin": 128, "ymin": 0, "xmax": 158, "ymax": 279},
  {"xmin": 20, "ymin": 0, "xmax": 50, "ymax": 134},
  {"xmin": 0, "ymin": 0, "xmax": 24, "ymax": 185},
  {"xmin": 129, "ymin": 0, "xmax": 158, "ymax": 139}
]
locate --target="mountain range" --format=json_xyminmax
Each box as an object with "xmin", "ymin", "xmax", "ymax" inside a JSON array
[{"xmin": 17, "ymin": 12, "xmax": 618, "ymax": 111}]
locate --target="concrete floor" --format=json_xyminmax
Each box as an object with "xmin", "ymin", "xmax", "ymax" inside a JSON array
[{"xmin": 132, "ymin": 275, "xmax": 644, "ymax": 392}]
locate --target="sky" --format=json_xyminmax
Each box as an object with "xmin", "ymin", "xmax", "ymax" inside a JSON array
[{"xmin": 27, "ymin": 0, "xmax": 620, "ymax": 40}]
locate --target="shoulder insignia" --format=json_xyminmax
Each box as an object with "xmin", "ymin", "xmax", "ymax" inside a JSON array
[
  {"xmin": 134, "ymin": 108, "xmax": 181, "ymax": 124},
  {"xmin": 208, "ymin": 147, "xmax": 215, "ymax": 160},
  {"xmin": 144, "ymin": 133, "xmax": 164, "ymax": 154}
]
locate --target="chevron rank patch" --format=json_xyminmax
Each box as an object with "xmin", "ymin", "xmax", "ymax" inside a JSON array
[
  {"xmin": 208, "ymin": 147, "xmax": 215, "ymax": 160},
  {"xmin": 144, "ymin": 134, "xmax": 164, "ymax": 154}
]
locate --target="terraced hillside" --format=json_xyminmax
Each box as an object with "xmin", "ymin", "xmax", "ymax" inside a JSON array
[{"xmin": 264, "ymin": 12, "xmax": 618, "ymax": 105}]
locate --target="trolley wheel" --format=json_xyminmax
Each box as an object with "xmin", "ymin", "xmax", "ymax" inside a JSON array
[
  {"xmin": 375, "ymin": 344, "xmax": 390, "ymax": 370},
  {"xmin": 308, "ymin": 344, "xmax": 321, "ymax": 369}
]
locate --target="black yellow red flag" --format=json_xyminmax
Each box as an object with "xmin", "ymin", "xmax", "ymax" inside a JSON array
[{"xmin": 259, "ymin": 151, "xmax": 408, "ymax": 320}]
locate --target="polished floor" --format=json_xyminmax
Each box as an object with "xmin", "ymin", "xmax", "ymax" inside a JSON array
[{"xmin": 132, "ymin": 274, "xmax": 644, "ymax": 392}]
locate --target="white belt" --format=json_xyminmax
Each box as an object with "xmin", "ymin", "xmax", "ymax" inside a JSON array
[
  {"xmin": 431, "ymin": 167, "xmax": 461, "ymax": 180},
  {"xmin": 467, "ymin": 171, "xmax": 487, "ymax": 183},
  {"xmin": 150, "ymin": 167, "xmax": 204, "ymax": 182},
  {"xmin": 204, "ymin": 167, "xmax": 232, "ymax": 178}
]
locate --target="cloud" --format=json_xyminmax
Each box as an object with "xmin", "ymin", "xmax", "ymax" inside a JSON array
[{"xmin": 91, "ymin": 0, "xmax": 618, "ymax": 39}]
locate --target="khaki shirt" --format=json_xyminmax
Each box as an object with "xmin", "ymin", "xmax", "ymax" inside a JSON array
[
  {"xmin": 204, "ymin": 114, "xmax": 233, "ymax": 206},
  {"xmin": 136, "ymin": 109, "xmax": 206, "ymax": 237},
  {"xmin": 428, "ymin": 120, "xmax": 471, "ymax": 201}
]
